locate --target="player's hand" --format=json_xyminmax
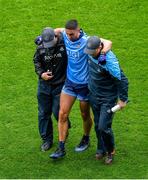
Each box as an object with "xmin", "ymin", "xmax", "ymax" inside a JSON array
[
  {"xmin": 41, "ymin": 72, "xmax": 53, "ymax": 80},
  {"xmin": 117, "ymin": 100, "xmax": 127, "ymax": 109}
]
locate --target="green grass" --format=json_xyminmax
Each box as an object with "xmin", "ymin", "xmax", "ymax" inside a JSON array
[{"xmin": 0, "ymin": 0, "xmax": 148, "ymax": 178}]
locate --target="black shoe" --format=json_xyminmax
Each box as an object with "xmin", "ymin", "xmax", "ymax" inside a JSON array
[
  {"xmin": 75, "ymin": 135, "xmax": 90, "ymax": 152},
  {"xmin": 49, "ymin": 148, "xmax": 66, "ymax": 159},
  {"xmin": 41, "ymin": 141, "xmax": 53, "ymax": 152},
  {"xmin": 105, "ymin": 153, "xmax": 114, "ymax": 165}
]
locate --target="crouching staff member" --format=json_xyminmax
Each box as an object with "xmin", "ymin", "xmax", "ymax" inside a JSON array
[
  {"xmin": 84, "ymin": 36, "xmax": 129, "ymax": 164},
  {"xmin": 33, "ymin": 27, "xmax": 71, "ymax": 152}
]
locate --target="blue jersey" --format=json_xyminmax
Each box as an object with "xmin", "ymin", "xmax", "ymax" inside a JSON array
[{"xmin": 62, "ymin": 30, "xmax": 89, "ymax": 84}]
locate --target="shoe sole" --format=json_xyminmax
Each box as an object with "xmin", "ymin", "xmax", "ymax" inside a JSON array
[
  {"xmin": 41, "ymin": 147, "xmax": 52, "ymax": 152},
  {"xmin": 105, "ymin": 160, "xmax": 113, "ymax": 165},
  {"xmin": 49, "ymin": 155, "xmax": 65, "ymax": 159},
  {"xmin": 75, "ymin": 144, "xmax": 90, "ymax": 152},
  {"xmin": 105, "ymin": 155, "xmax": 114, "ymax": 165}
]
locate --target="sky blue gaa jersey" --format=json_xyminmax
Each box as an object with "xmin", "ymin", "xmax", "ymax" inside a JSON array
[{"xmin": 62, "ymin": 30, "xmax": 89, "ymax": 84}]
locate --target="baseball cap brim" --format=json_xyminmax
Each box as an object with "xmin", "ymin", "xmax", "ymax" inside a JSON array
[
  {"xmin": 43, "ymin": 38, "xmax": 57, "ymax": 48},
  {"xmin": 84, "ymin": 47, "xmax": 97, "ymax": 55}
]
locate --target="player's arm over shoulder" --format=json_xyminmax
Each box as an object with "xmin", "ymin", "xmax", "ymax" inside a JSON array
[
  {"xmin": 100, "ymin": 38, "xmax": 112, "ymax": 53},
  {"xmin": 54, "ymin": 28, "xmax": 65, "ymax": 35}
]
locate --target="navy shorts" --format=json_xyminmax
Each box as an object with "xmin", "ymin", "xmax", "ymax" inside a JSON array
[{"xmin": 62, "ymin": 79, "xmax": 89, "ymax": 101}]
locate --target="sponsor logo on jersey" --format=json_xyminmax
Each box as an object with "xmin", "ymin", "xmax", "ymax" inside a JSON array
[{"xmin": 67, "ymin": 50, "xmax": 79, "ymax": 59}]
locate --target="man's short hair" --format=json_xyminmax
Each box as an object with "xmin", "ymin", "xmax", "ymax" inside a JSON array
[{"xmin": 65, "ymin": 19, "xmax": 78, "ymax": 30}]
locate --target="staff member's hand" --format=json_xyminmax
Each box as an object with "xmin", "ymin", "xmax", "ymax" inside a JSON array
[
  {"xmin": 117, "ymin": 100, "xmax": 127, "ymax": 109},
  {"xmin": 41, "ymin": 72, "xmax": 53, "ymax": 80}
]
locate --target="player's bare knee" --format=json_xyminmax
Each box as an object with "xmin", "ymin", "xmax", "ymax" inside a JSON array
[{"xmin": 59, "ymin": 110, "xmax": 68, "ymax": 123}]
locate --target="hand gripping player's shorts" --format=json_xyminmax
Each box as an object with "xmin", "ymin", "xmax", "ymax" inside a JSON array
[{"xmin": 62, "ymin": 79, "xmax": 89, "ymax": 101}]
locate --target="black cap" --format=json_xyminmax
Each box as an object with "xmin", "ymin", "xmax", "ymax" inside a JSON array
[
  {"xmin": 41, "ymin": 27, "xmax": 57, "ymax": 48},
  {"xmin": 84, "ymin": 36, "xmax": 101, "ymax": 55}
]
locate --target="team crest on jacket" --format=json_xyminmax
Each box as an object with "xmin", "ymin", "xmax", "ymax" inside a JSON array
[{"xmin": 60, "ymin": 47, "xmax": 64, "ymax": 51}]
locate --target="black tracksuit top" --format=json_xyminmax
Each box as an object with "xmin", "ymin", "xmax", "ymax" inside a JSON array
[{"xmin": 33, "ymin": 33, "xmax": 67, "ymax": 85}]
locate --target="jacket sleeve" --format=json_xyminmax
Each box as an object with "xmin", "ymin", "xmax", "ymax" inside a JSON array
[
  {"xmin": 105, "ymin": 53, "xmax": 129, "ymax": 102},
  {"xmin": 115, "ymin": 70, "xmax": 129, "ymax": 102},
  {"xmin": 33, "ymin": 49, "xmax": 44, "ymax": 78}
]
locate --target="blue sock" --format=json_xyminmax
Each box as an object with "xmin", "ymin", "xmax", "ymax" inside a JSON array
[
  {"xmin": 59, "ymin": 141, "xmax": 65, "ymax": 150},
  {"xmin": 84, "ymin": 135, "xmax": 90, "ymax": 142}
]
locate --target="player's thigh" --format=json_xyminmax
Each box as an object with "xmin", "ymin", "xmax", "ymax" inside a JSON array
[{"xmin": 60, "ymin": 92, "xmax": 76, "ymax": 114}]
